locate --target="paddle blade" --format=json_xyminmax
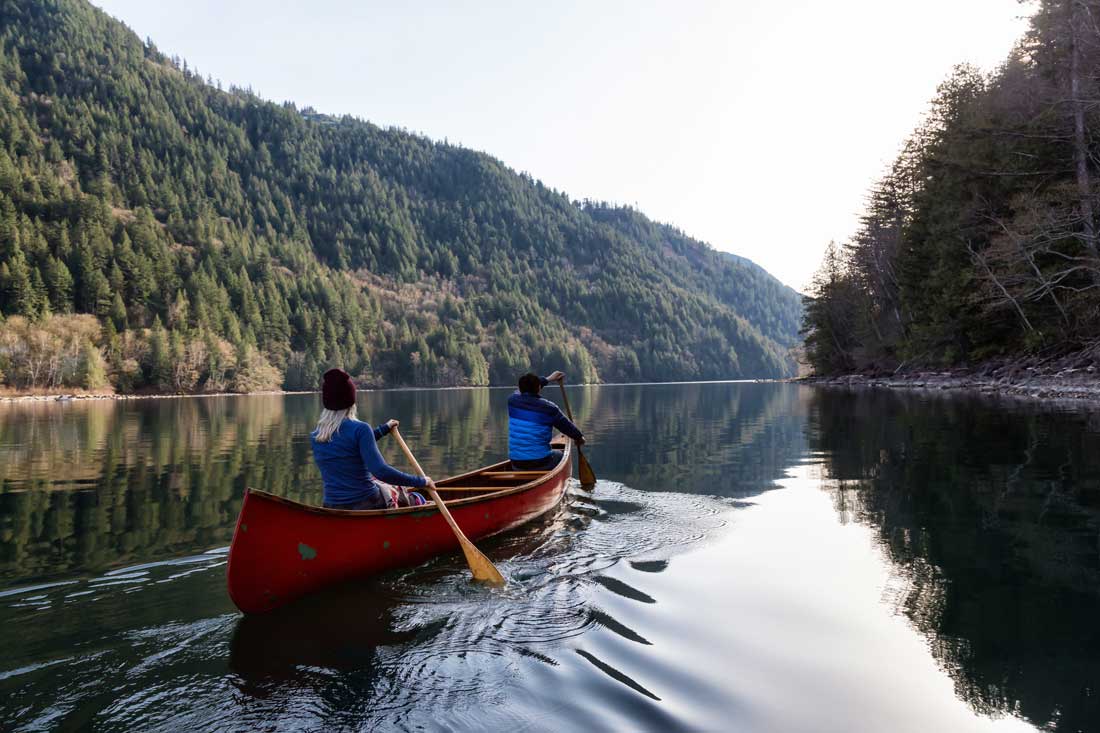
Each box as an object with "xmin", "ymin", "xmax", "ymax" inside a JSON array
[
  {"xmin": 459, "ymin": 540, "xmax": 506, "ymax": 586},
  {"xmin": 422, "ymin": 483, "xmax": 506, "ymax": 587},
  {"xmin": 577, "ymin": 445, "xmax": 596, "ymax": 486}
]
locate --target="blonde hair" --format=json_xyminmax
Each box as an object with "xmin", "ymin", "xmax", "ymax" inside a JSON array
[{"xmin": 314, "ymin": 405, "xmax": 357, "ymax": 443}]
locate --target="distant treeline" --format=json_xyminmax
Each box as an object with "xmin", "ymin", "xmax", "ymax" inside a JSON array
[
  {"xmin": 0, "ymin": 0, "xmax": 802, "ymax": 395},
  {"xmin": 802, "ymin": 0, "xmax": 1100, "ymax": 375}
]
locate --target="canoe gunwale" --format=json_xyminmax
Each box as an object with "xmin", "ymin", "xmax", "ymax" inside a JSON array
[{"xmin": 243, "ymin": 438, "xmax": 574, "ymax": 518}]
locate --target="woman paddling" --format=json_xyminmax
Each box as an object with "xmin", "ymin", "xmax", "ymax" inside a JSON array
[{"xmin": 310, "ymin": 368, "xmax": 434, "ymax": 509}]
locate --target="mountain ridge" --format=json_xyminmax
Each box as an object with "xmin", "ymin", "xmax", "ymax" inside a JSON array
[{"xmin": 0, "ymin": 0, "xmax": 801, "ymax": 394}]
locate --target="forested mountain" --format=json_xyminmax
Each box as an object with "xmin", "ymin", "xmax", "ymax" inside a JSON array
[
  {"xmin": 0, "ymin": 0, "xmax": 801, "ymax": 394},
  {"xmin": 802, "ymin": 0, "xmax": 1100, "ymax": 375}
]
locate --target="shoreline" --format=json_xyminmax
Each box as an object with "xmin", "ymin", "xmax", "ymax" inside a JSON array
[
  {"xmin": 0, "ymin": 389, "xmax": 314, "ymax": 404},
  {"xmin": 0, "ymin": 378, "xmax": 775, "ymax": 404},
  {"xmin": 796, "ymin": 345, "xmax": 1100, "ymax": 404},
  {"xmin": 6, "ymin": 371, "xmax": 1100, "ymax": 404},
  {"xmin": 799, "ymin": 370, "xmax": 1100, "ymax": 404}
]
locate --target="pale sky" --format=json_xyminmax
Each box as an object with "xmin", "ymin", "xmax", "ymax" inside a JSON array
[{"xmin": 93, "ymin": 0, "xmax": 1029, "ymax": 291}]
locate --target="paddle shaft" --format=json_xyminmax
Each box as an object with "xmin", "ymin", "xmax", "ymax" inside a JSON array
[
  {"xmin": 556, "ymin": 380, "xmax": 578, "ymax": 423},
  {"xmin": 390, "ymin": 427, "xmax": 505, "ymax": 585},
  {"xmin": 556, "ymin": 381, "xmax": 596, "ymax": 485}
]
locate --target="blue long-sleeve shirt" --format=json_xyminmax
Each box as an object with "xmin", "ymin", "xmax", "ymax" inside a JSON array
[
  {"xmin": 310, "ymin": 419, "xmax": 426, "ymax": 507},
  {"xmin": 508, "ymin": 380, "xmax": 583, "ymax": 461}
]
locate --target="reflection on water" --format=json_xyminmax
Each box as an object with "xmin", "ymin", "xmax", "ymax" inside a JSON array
[
  {"xmin": 0, "ymin": 383, "xmax": 1096, "ymax": 730},
  {"xmin": 0, "ymin": 384, "xmax": 802, "ymax": 586},
  {"xmin": 0, "ymin": 391, "xmax": 502, "ymax": 585},
  {"xmin": 809, "ymin": 387, "xmax": 1100, "ymax": 732},
  {"xmin": 583, "ymin": 382, "xmax": 807, "ymax": 495},
  {"xmin": 0, "ymin": 395, "xmax": 294, "ymax": 584}
]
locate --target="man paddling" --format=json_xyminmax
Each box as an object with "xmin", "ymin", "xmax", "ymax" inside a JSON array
[{"xmin": 508, "ymin": 371, "xmax": 585, "ymax": 470}]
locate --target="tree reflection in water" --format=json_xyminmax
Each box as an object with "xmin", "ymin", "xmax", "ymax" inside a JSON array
[
  {"xmin": 809, "ymin": 387, "xmax": 1100, "ymax": 732},
  {"xmin": 3, "ymin": 385, "xmax": 1095, "ymax": 729},
  {"xmin": 0, "ymin": 383, "xmax": 807, "ymax": 587}
]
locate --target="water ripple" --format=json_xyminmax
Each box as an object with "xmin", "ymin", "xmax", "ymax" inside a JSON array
[{"xmin": 2, "ymin": 478, "xmax": 739, "ymax": 732}]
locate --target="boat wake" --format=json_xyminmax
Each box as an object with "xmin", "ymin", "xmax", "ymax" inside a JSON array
[
  {"xmin": 338, "ymin": 480, "xmax": 740, "ymax": 730},
  {"xmin": 0, "ymin": 480, "xmax": 748, "ymax": 732}
]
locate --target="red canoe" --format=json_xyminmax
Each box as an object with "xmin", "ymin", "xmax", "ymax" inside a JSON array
[{"xmin": 226, "ymin": 440, "xmax": 574, "ymax": 614}]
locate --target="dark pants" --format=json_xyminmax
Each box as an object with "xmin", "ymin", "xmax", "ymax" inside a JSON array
[{"xmin": 511, "ymin": 449, "xmax": 563, "ymax": 471}]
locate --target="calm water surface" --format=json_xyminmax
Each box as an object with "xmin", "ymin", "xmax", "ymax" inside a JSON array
[{"xmin": 0, "ymin": 383, "xmax": 1098, "ymax": 731}]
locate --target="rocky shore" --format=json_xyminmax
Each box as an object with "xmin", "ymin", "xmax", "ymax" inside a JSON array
[
  {"xmin": 800, "ymin": 349, "xmax": 1100, "ymax": 404},
  {"xmin": 0, "ymin": 390, "xmax": 304, "ymax": 404}
]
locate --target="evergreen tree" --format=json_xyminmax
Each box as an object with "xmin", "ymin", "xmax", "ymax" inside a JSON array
[
  {"xmin": 147, "ymin": 317, "xmax": 171, "ymax": 389},
  {"xmin": 1, "ymin": 246, "xmax": 33, "ymax": 317},
  {"xmin": 802, "ymin": 6, "xmax": 1100, "ymax": 373}
]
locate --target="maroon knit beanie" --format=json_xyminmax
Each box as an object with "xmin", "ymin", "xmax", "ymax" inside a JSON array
[{"xmin": 321, "ymin": 368, "xmax": 356, "ymax": 410}]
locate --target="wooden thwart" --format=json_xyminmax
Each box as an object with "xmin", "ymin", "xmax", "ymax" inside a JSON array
[
  {"xmin": 437, "ymin": 486, "xmax": 510, "ymax": 493},
  {"xmin": 478, "ymin": 471, "xmax": 545, "ymax": 479}
]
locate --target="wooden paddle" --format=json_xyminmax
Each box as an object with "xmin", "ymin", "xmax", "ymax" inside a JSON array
[
  {"xmin": 390, "ymin": 427, "xmax": 506, "ymax": 587},
  {"xmin": 556, "ymin": 380, "xmax": 596, "ymax": 485}
]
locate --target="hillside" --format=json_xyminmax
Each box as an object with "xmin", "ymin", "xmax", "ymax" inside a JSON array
[
  {"xmin": 0, "ymin": 0, "xmax": 802, "ymax": 394},
  {"xmin": 801, "ymin": 0, "xmax": 1100, "ymax": 376}
]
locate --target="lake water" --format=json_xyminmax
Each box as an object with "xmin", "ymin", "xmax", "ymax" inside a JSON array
[{"xmin": 1, "ymin": 383, "xmax": 1098, "ymax": 732}]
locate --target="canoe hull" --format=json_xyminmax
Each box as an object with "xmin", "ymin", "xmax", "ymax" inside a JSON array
[{"xmin": 226, "ymin": 443, "xmax": 572, "ymax": 614}]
